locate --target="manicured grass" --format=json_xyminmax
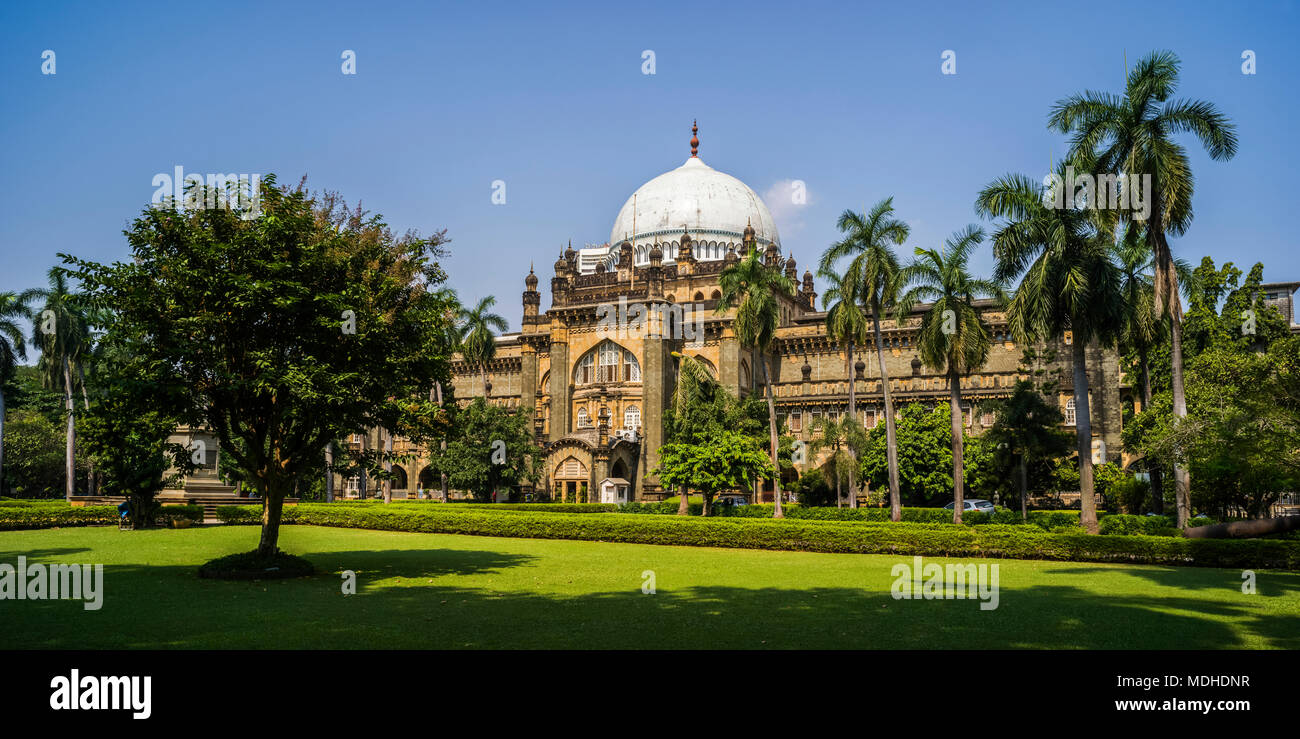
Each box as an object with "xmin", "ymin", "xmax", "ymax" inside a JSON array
[{"xmin": 2, "ymin": 525, "xmax": 1298, "ymax": 649}]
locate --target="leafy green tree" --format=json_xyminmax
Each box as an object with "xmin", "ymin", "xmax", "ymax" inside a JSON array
[
  {"xmin": 0, "ymin": 409, "xmax": 73, "ymax": 498},
  {"xmin": 81, "ymin": 370, "xmax": 193, "ymax": 527},
  {"xmin": 859, "ymin": 403, "xmax": 953, "ymax": 505},
  {"xmin": 66, "ymin": 176, "xmax": 456, "ymax": 558},
  {"xmin": 820, "ymin": 197, "xmax": 910, "ymax": 516},
  {"xmin": 718, "ymin": 245, "xmax": 797, "ymax": 517},
  {"xmin": 0, "ymin": 292, "xmax": 31, "ymax": 496},
  {"xmin": 431, "ymin": 397, "xmax": 540, "ymax": 501},
  {"xmin": 655, "ymin": 430, "xmax": 774, "ymax": 516},
  {"xmin": 457, "ymin": 295, "xmax": 507, "ymax": 396},
  {"xmin": 1050, "ymin": 50, "xmax": 1239, "ymax": 528},
  {"xmin": 976, "ymin": 164, "xmax": 1124, "ymax": 533},
  {"xmin": 899, "ymin": 228, "xmax": 1002, "ymax": 522}
]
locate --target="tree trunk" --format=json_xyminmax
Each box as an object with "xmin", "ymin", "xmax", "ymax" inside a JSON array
[
  {"xmin": 324, "ymin": 443, "xmax": 335, "ymax": 503},
  {"xmin": 382, "ymin": 427, "xmax": 393, "ymax": 504},
  {"xmin": 1185, "ymin": 516, "xmax": 1300, "ymax": 539},
  {"xmin": 1169, "ymin": 313, "xmax": 1191, "ymax": 529},
  {"xmin": 701, "ymin": 492, "xmax": 713, "ymax": 517},
  {"xmin": 435, "ymin": 381, "xmax": 449, "ymax": 502},
  {"xmin": 64, "ymin": 359, "xmax": 75, "ymax": 501},
  {"xmin": 761, "ymin": 354, "xmax": 784, "ymax": 518},
  {"xmin": 1150, "ymin": 223, "xmax": 1190, "ymax": 529},
  {"xmin": 1018, "ymin": 456, "xmax": 1028, "ymax": 520},
  {"xmin": 872, "ymin": 304, "xmax": 902, "ymax": 522},
  {"xmin": 948, "ymin": 369, "xmax": 964, "ymax": 525},
  {"xmin": 677, "ymin": 483, "xmax": 689, "ymax": 515},
  {"xmin": 76, "ymin": 364, "xmax": 95, "ymax": 497},
  {"xmin": 1072, "ymin": 338, "xmax": 1099, "ymax": 534},
  {"xmin": 846, "ymin": 341, "xmax": 858, "ymax": 509},
  {"xmin": 256, "ymin": 484, "xmax": 286, "ymax": 558},
  {"xmin": 1139, "ymin": 351, "xmax": 1164, "ymax": 515},
  {"xmin": 836, "ymin": 460, "xmax": 844, "ymax": 509}
]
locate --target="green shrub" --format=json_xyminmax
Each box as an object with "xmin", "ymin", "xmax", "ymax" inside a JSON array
[
  {"xmin": 213, "ymin": 503, "xmax": 1300, "ymax": 569},
  {"xmin": 0, "ymin": 503, "xmax": 202, "ymax": 530}
]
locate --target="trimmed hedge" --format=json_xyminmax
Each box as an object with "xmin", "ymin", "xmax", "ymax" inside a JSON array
[
  {"xmin": 214, "ymin": 503, "xmax": 1300, "ymax": 569},
  {"xmin": 0, "ymin": 503, "xmax": 204, "ymax": 531}
]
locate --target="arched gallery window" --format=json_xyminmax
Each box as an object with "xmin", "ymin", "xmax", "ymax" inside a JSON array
[
  {"xmin": 624, "ymin": 405, "xmax": 640, "ymax": 430},
  {"xmin": 575, "ymin": 340, "xmax": 640, "ymax": 385}
]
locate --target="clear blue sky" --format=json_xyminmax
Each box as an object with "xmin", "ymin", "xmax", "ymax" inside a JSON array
[{"xmin": 2, "ymin": 0, "xmax": 1296, "ymax": 335}]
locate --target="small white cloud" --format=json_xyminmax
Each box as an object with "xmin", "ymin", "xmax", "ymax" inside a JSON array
[{"xmin": 764, "ymin": 179, "xmax": 811, "ymax": 237}]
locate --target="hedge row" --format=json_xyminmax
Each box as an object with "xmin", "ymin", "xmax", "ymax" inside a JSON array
[
  {"xmin": 0, "ymin": 504, "xmax": 205, "ymax": 531},
  {"xmin": 214, "ymin": 503, "xmax": 1300, "ymax": 569}
]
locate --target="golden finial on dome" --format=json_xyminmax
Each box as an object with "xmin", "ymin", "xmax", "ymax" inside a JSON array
[{"xmin": 690, "ymin": 120, "xmax": 699, "ymax": 158}]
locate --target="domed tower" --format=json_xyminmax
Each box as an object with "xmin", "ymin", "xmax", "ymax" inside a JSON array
[
  {"xmin": 677, "ymin": 227, "xmax": 695, "ymax": 275},
  {"xmin": 551, "ymin": 249, "xmax": 570, "ymax": 307},
  {"xmin": 742, "ymin": 221, "xmax": 757, "ymax": 254},
  {"xmin": 784, "ymin": 255, "xmax": 798, "ymax": 283},
  {"xmin": 801, "ymin": 269, "xmax": 817, "ymax": 310},
  {"xmin": 599, "ymin": 123, "xmax": 781, "ymax": 273},
  {"xmin": 522, "ymin": 264, "xmax": 540, "ymax": 319},
  {"xmin": 617, "ymin": 240, "xmax": 633, "ymax": 282}
]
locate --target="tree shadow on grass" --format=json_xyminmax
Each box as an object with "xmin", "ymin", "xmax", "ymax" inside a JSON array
[
  {"xmin": 1042, "ymin": 565, "xmax": 1300, "ymax": 598},
  {"xmin": 5, "ymin": 557, "xmax": 1296, "ymax": 649},
  {"xmin": 0, "ymin": 546, "xmax": 94, "ymax": 560}
]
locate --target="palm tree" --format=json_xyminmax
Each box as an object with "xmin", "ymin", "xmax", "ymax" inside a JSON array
[
  {"xmin": 0, "ymin": 292, "xmax": 32, "ymax": 496},
  {"xmin": 25, "ymin": 268, "xmax": 92, "ymax": 501},
  {"xmin": 817, "ymin": 266, "xmax": 869, "ymax": 508},
  {"xmin": 432, "ymin": 289, "xmax": 462, "ymax": 502},
  {"xmin": 821, "ymin": 198, "xmax": 910, "ymax": 519},
  {"xmin": 667, "ymin": 351, "xmax": 718, "ymax": 515},
  {"xmin": 1049, "ymin": 50, "xmax": 1238, "ymax": 528},
  {"xmin": 718, "ymin": 245, "xmax": 797, "ymax": 518},
  {"xmin": 1112, "ymin": 227, "xmax": 1199, "ymax": 514},
  {"xmin": 457, "ymin": 295, "xmax": 508, "ymax": 396},
  {"xmin": 976, "ymin": 166, "xmax": 1124, "ymax": 533},
  {"xmin": 899, "ymin": 227, "xmax": 1002, "ymax": 524},
  {"xmin": 808, "ymin": 414, "xmax": 867, "ymax": 508}
]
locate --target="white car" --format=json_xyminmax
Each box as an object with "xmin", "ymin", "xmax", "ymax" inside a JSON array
[{"xmin": 944, "ymin": 499, "xmax": 996, "ymax": 514}]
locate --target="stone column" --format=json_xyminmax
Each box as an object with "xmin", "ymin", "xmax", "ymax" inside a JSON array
[
  {"xmin": 549, "ymin": 325, "xmax": 570, "ymax": 443},
  {"xmin": 640, "ymin": 323, "xmax": 666, "ymax": 498},
  {"xmin": 521, "ymin": 342, "xmax": 538, "ymax": 424}
]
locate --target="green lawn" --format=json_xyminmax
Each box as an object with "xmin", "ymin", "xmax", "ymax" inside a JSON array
[{"xmin": 3, "ymin": 525, "xmax": 1298, "ymax": 649}]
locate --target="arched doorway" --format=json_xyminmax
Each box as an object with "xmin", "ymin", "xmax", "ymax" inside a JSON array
[{"xmin": 553, "ymin": 455, "xmax": 589, "ymax": 503}]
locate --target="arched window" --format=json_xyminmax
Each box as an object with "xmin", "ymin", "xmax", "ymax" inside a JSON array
[
  {"xmin": 739, "ymin": 359, "xmax": 752, "ymax": 388},
  {"xmin": 694, "ymin": 291, "xmax": 705, "ymax": 301},
  {"xmin": 575, "ymin": 340, "xmax": 640, "ymax": 385},
  {"xmin": 577, "ymin": 407, "xmax": 591, "ymax": 428},
  {"xmin": 711, "ymin": 289, "xmax": 721, "ymax": 301},
  {"xmin": 624, "ymin": 405, "xmax": 640, "ymax": 430},
  {"xmin": 1065, "ymin": 398, "xmax": 1076, "ymax": 426}
]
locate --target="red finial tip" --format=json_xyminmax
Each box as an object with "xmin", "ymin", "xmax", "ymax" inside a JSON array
[{"xmin": 690, "ymin": 120, "xmax": 699, "ymax": 157}]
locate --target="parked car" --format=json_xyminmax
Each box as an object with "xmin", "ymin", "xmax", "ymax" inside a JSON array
[
  {"xmin": 715, "ymin": 493, "xmax": 748, "ymax": 507},
  {"xmin": 943, "ymin": 498, "xmax": 995, "ymax": 514}
]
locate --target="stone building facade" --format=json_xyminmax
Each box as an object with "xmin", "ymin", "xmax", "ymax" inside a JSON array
[{"xmin": 334, "ymin": 127, "xmax": 1129, "ymax": 502}]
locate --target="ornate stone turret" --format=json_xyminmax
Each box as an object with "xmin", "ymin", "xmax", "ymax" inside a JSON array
[
  {"xmin": 551, "ymin": 248, "xmax": 569, "ymax": 307},
  {"xmin": 617, "ymin": 240, "xmax": 633, "ymax": 282},
  {"xmin": 647, "ymin": 242, "xmax": 664, "ymax": 298},
  {"xmin": 523, "ymin": 263, "xmax": 540, "ymax": 318},
  {"xmin": 764, "ymin": 239, "xmax": 780, "ymax": 267},
  {"xmin": 677, "ymin": 227, "xmax": 696, "ymax": 275},
  {"xmin": 725, "ymin": 242, "xmax": 739, "ymax": 265},
  {"xmin": 597, "ymin": 405, "xmax": 611, "ymax": 447},
  {"xmin": 742, "ymin": 220, "xmax": 756, "ymax": 253},
  {"xmin": 801, "ymin": 269, "xmax": 817, "ymax": 309},
  {"xmin": 565, "ymin": 241, "xmax": 577, "ymax": 264},
  {"xmin": 784, "ymin": 256, "xmax": 797, "ymax": 282}
]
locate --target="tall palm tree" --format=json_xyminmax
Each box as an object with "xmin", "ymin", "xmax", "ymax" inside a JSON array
[
  {"xmin": 0, "ymin": 292, "xmax": 32, "ymax": 496},
  {"xmin": 899, "ymin": 227, "xmax": 1001, "ymax": 524},
  {"xmin": 718, "ymin": 245, "xmax": 797, "ymax": 518},
  {"xmin": 25, "ymin": 268, "xmax": 92, "ymax": 501},
  {"xmin": 457, "ymin": 295, "xmax": 508, "ymax": 396},
  {"xmin": 821, "ymin": 198, "xmax": 910, "ymax": 519},
  {"xmin": 976, "ymin": 166, "xmax": 1124, "ymax": 533},
  {"xmin": 817, "ymin": 265, "xmax": 869, "ymax": 508},
  {"xmin": 667, "ymin": 351, "xmax": 718, "ymax": 515},
  {"xmin": 1049, "ymin": 50, "xmax": 1238, "ymax": 528},
  {"xmin": 432, "ymin": 289, "xmax": 462, "ymax": 502}
]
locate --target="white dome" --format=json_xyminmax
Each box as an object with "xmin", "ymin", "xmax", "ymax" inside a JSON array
[{"xmin": 600, "ymin": 156, "xmax": 780, "ymax": 271}]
